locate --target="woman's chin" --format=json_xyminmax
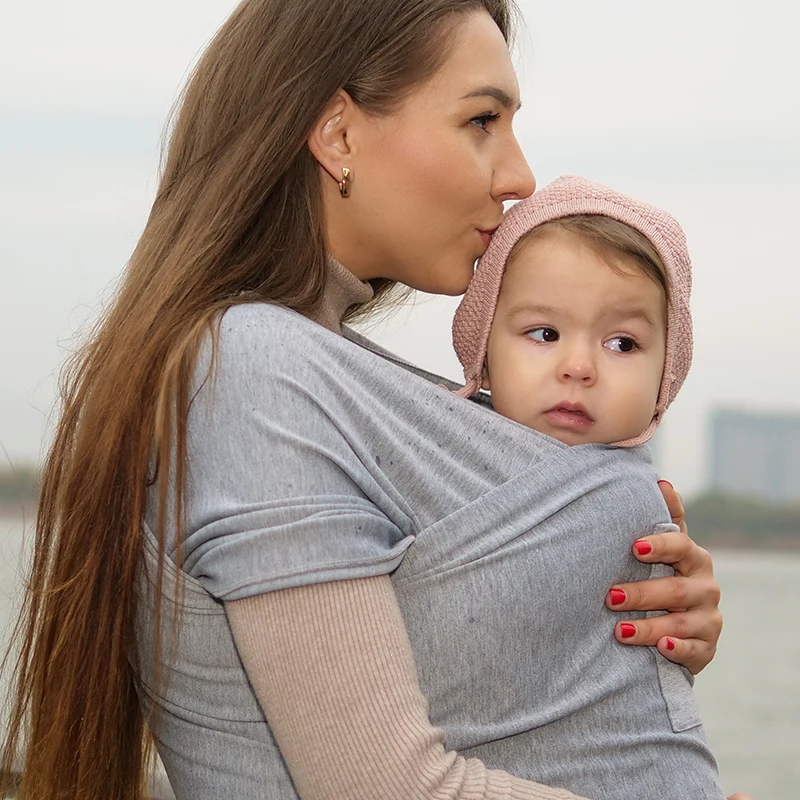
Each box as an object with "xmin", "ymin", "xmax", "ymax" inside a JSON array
[
  {"xmin": 426, "ymin": 265, "xmax": 476, "ymax": 297},
  {"xmin": 392, "ymin": 256, "xmax": 475, "ymax": 297}
]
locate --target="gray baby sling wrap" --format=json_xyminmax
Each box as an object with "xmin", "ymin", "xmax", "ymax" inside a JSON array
[{"xmin": 136, "ymin": 305, "xmax": 725, "ymax": 800}]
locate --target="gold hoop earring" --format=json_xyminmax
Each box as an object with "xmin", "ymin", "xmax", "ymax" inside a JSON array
[{"xmin": 338, "ymin": 167, "xmax": 351, "ymax": 198}]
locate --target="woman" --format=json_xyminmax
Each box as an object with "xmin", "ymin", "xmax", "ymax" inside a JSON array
[{"xmin": 1, "ymin": 1, "xmax": 747, "ymax": 798}]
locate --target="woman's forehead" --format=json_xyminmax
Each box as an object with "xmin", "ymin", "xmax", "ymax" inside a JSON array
[{"xmin": 418, "ymin": 11, "xmax": 519, "ymax": 105}]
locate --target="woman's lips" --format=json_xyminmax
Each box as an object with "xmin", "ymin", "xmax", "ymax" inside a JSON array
[
  {"xmin": 544, "ymin": 405, "xmax": 594, "ymax": 431},
  {"xmin": 478, "ymin": 227, "xmax": 499, "ymax": 250}
]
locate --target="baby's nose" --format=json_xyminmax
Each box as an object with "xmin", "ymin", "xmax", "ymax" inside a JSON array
[{"xmin": 559, "ymin": 353, "xmax": 597, "ymax": 384}]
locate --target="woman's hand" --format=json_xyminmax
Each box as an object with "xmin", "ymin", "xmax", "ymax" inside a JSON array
[{"xmin": 605, "ymin": 480, "xmax": 722, "ymax": 674}]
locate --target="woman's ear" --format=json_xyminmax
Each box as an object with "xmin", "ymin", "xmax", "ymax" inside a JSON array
[{"xmin": 307, "ymin": 90, "xmax": 355, "ymax": 186}]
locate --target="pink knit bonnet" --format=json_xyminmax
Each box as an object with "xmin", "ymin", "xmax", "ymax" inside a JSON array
[{"xmin": 452, "ymin": 175, "xmax": 693, "ymax": 447}]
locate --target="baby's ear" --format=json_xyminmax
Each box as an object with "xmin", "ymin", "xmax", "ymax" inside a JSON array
[{"xmin": 481, "ymin": 362, "xmax": 491, "ymax": 391}]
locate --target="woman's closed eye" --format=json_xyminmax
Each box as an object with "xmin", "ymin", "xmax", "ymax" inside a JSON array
[
  {"xmin": 526, "ymin": 326, "xmax": 559, "ymax": 343},
  {"xmin": 604, "ymin": 336, "xmax": 638, "ymax": 353},
  {"xmin": 470, "ymin": 112, "xmax": 501, "ymax": 133}
]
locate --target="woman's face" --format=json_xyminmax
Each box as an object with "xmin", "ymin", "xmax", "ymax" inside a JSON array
[{"xmin": 328, "ymin": 11, "xmax": 536, "ymax": 295}]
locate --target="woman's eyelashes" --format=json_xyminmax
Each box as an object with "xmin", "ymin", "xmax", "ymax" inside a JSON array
[{"xmin": 470, "ymin": 112, "xmax": 501, "ymax": 132}]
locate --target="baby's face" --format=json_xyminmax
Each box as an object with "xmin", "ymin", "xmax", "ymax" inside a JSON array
[{"xmin": 484, "ymin": 227, "xmax": 667, "ymax": 445}]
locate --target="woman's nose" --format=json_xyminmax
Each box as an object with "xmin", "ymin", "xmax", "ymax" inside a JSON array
[{"xmin": 492, "ymin": 135, "xmax": 536, "ymax": 202}]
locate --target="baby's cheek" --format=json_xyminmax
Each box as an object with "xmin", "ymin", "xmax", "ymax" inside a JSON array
[
  {"xmin": 489, "ymin": 378, "xmax": 529, "ymax": 428},
  {"xmin": 625, "ymin": 381, "xmax": 661, "ymax": 439},
  {"xmin": 649, "ymin": 357, "xmax": 666, "ymax": 410}
]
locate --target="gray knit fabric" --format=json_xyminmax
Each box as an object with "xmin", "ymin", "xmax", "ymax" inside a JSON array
[{"xmin": 136, "ymin": 303, "xmax": 724, "ymax": 800}]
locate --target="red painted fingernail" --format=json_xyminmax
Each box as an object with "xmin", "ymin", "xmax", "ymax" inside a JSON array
[
  {"xmin": 665, "ymin": 638, "xmax": 676, "ymax": 651},
  {"xmin": 620, "ymin": 623, "xmax": 637, "ymax": 639},
  {"xmin": 657, "ymin": 479, "xmax": 674, "ymax": 490},
  {"xmin": 634, "ymin": 540, "xmax": 653, "ymax": 556},
  {"xmin": 609, "ymin": 589, "xmax": 627, "ymax": 606}
]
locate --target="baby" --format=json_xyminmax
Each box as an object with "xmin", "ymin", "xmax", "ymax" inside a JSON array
[{"xmin": 453, "ymin": 174, "xmax": 692, "ymax": 449}]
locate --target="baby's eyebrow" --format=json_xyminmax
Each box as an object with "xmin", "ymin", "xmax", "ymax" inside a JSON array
[
  {"xmin": 506, "ymin": 302, "xmax": 559, "ymax": 319},
  {"xmin": 505, "ymin": 303, "xmax": 660, "ymax": 329},
  {"xmin": 604, "ymin": 307, "xmax": 659, "ymax": 328}
]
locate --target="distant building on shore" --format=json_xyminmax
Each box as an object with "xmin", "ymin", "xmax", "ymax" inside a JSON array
[{"xmin": 709, "ymin": 408, "xmax": 800, "ymax": 504}]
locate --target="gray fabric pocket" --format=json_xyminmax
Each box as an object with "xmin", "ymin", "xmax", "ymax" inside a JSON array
[
  {"xmin": 647, "ymin": 523, "xmax": 703, "ymax": 732},
  {"xmin": 655, "ymin": 650, "xmax": 703, "ymax": 731}
]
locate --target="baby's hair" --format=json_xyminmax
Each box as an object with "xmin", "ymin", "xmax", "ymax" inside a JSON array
[{"xmin": 508, "ymin": 215, "xmax": 668, "ymax": 294}]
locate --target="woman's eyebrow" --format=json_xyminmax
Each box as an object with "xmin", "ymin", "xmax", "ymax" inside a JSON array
[{"xmin": 461, "ymin": 85, "xmax": 521, "ymax": 111}]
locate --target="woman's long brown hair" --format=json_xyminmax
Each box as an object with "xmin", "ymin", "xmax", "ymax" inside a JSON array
[{"xmin": 1, "ymin": 0, "xmax": 515, "ymax": 798}]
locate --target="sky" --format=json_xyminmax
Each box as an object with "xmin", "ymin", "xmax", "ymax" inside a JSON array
[{"xmin": 1, "ymin": 0, "xmax": 798, "ymax": 497}]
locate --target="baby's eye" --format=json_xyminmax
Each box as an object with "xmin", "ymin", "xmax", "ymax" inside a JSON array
[
  {"xmin": 605, "ymin": 336, "xmax": 637, "ymax": 353},
  {"xmin": 527, "ymin": 327, "xmax": 559, "ymax": 343}
]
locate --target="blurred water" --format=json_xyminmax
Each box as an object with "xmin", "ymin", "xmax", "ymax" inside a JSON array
[
  {"xmin": 693, "ymin": 549, "xmax": 800, "ymax": 798},
  {"xmin": 1, "ymin": 513, "xmax": 798, "ymax": 798}
]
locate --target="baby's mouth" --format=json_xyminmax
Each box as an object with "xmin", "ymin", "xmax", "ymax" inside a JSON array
[{"xmin": 544, "ymin": 403, "xmax": 595, "ymax": 430}]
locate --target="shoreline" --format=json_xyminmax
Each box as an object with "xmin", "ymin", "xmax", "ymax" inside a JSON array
[
  {"xmin": 1, "ymin": 505, "xmax": 798, "ymax": 554},
  {"xmin": 0, "ymin": 504, "xmax": 36, "ymax": 523}
]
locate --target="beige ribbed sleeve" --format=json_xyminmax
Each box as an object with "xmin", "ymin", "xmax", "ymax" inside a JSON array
[{"xmin": 226, "ymin": 575, "xmax": 591, "ymax": 800}]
